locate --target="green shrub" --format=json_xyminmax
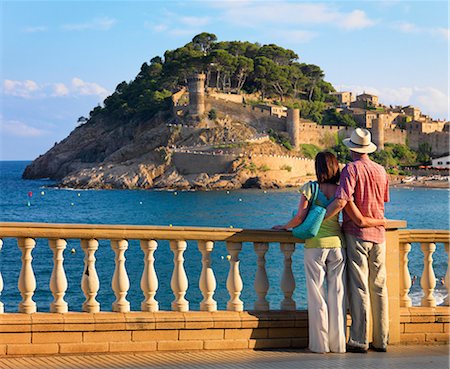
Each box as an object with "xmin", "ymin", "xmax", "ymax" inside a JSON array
[
  {"xmin": 208, "ymin": 108, "xmax": 217, "ymax": 120},
  {"xmin": 282, "ymin": 141, "xmax": 293, "ymax": 150},
  {"xmin": 300, "ymin": 144, "xmax": 321, "ymax": 159},
  {"xmin": 280, "ymin": 165, "xmax": 292, "ymax": 172},
  {"xmin": 245, "ymin": 162, "xmax": 257, "ymax": 173}
]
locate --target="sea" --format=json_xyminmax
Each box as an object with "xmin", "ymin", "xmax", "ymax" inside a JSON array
[{"xmin": 0, "ymin": 161, "xmax": 449, "ymax": 312}]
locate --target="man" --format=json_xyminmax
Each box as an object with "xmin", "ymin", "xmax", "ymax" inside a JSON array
[{"xmin": 326, "ymin": 128, "xmax": 389, "ymax": 353}]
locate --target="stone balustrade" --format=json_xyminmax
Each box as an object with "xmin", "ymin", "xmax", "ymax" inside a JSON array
[
  {"xmin": 0, "ymin": 221, "xmax": 449, "ymax": 356},
  {"xmin": 398, "ymin": 230, "xmax": 450, "ymax": 308},
  {"xmin": 1, "ymin": 221, "xmax": 411, "ymax": 315}
]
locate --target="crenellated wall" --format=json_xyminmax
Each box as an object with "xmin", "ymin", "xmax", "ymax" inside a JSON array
[{"xmin": 171, "ymin": 150, "xmax": 316, "ymax": 178}]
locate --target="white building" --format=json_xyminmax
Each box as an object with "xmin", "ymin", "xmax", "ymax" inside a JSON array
[{"xmin": 431, "ymin": 155, "xmax": 450, "ymax": 169}]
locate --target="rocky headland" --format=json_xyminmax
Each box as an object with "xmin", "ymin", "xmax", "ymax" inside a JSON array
[{"xmin": 23, "ymin": 33, "xmax": 447, "ymax": 191}]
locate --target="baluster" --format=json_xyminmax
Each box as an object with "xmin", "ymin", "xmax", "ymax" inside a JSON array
[
  {"xmin": 140, "ymin": 240, "xmax": 159, "ymax": 312},
  {"xmin": 226, "ymin": 242, "xmax": 243, "ymax": 311},
  {"xmin": 444, "ymin": 243, "xmax": 449, "ymax": 306},
  {"xmin": 399, "ymin": 242, "xmax": 412, "ymax": 307},
  {"xmin": 170, "ymin": 240, "xmax": 189, "ymax": 312},
  {"xmin": 198, "ymin": 240, "xmax": 217, "ymax": 312},
  {"xmin": 420, "ymin": 242, "xmax": 437, "ymax": 307},
  {"xmin": 81, "ymin": 239, "xmax": 100, "ymax": 312},
  {"xmin": 18, "ymin": 237, "xmax": 37, "ymax": 313},
  {"xmin": 280, "ymin": 243, "xmax": 296, "ymax": 310},
  {"xmin": 49, "ymin": 239, "xmax": 68, "ymax": 313},
  {"xmin": 254, "ymin": 242, "xmax": 269, "ymax": 311},
  {"xmin": 111, "ymin": 239, "xmax": 130, "ymax": 312},
  {"xmin": 0, "ymin": 239, "xmax": 3, "ymax": 313}
]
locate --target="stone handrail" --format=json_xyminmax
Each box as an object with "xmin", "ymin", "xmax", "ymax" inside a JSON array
[
  {"xmin": 0, "ymin": 220, "xmax": 408, "ymax": 316},
  {"xmin": 397, "ymin": 229, "xmax": 450, "ymax": 307}
]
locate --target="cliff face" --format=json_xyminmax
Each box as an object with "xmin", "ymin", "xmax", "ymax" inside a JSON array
[{"xmin": 23, "ymin": 112, "xmax": 172, "ymax": 183}]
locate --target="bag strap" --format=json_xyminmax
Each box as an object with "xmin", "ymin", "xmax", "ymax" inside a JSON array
[
  {"xmin": 310, "ymin": 181, "xmax": 319, "ymax": 205},
  {"xmin": 311, "ymin": 181, "xmax": 326, "ymax": 208}
]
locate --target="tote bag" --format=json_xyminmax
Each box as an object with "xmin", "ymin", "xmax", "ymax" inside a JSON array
[{"xmin": 292, "ymin": 181, "xmax": 326, "ymax": 240}]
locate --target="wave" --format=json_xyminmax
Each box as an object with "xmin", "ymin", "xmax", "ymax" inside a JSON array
[{"xmin": 410, "ymin": 286, "xmax": 448, "ymax": 306}]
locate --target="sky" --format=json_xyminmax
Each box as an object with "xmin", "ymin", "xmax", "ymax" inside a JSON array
[{"xmin": 1, "ymin": 0, "xmax": 449, "ymax": 160}]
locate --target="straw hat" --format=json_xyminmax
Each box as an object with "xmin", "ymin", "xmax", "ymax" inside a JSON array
[{"xmin": 343, "ymin": 128, "xmax": 377, "ymax": 154}]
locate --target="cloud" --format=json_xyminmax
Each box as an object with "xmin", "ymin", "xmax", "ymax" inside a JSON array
[
  {"xmin": 339, "ymin": 84, "xmax": 449, "ymax": 120},
  {"xmin": 0, "ymin": 118, "xmax": 47, "ymax": 137},
  {"xmin": 3, "ymin": 80, "xmax": 41, "ymax": 98},
  {"xmin": 23, "ymin": 26, "xmax": 48, "ymax": 33},
  {"xmin": 52, "ymin": 83, "xmax": 70, "ymax": 97},
  {"xmin": 62, "ymin": 17, "xmax": 117, "ymax": 31},
  {"xmin": 430, "ymin": 27, "xmax": 450, "ymax": 40},
  {"xmin": 180, "ymin": 16, "xmax": 211, "ymax": 27},
  {"xmin": 392, "ymin": 21, "xmax": 449, "ymax": 40},
  {"xmin": 71, "ymin": 78, "xmax": 109, "ymax": 98},
  {"xmin": 340, "ymin": 10, "xmax": 376, "ymax": 30},
  {"xmin": 147, "ymin": 21, "xmax": 204, "ymax": 38},
  {"xmin": 211, "ymin": 2, "xmax": 376, "ymax": 30},
  {"xmin": 3, "ymin": 78, "xmax": 109, "ymax": 99}
]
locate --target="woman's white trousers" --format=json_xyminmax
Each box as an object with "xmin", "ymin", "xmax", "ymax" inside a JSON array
[{"xmin": 304, "ymin": 247, "xmax": 346, "ymax": 353}]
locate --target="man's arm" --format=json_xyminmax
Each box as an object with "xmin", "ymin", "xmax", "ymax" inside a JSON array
[
  {"xmin": 324, "ymin": 163, "xmax": 354, "ymax": 221},
  {"xmin": 344, "ymin": 201, "xmax": 386, "ymax": 227},
  {"xmin": 324, "ymin": 198, "xmax": 347, "ymax": 221}
]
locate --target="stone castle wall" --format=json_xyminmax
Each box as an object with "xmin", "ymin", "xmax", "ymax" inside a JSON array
[
  {"xmin": 187, "ymin": 89, "xmax": 448, "ymax": 155},
  {"xmin": 172, "ymin": 151, "xmax": 315, "ymax": 178},
  {"xmin": 297, "ymin": 124, "xmax": 352, "ymax": 146},
  {"xmin": 407, "ymin": 131, "xmax": 449, "ymax": 155},
  {"xmin": 172, "ymin": 152, "xmax": 235, "ymax": 175},
  {"xmin": 250, "ymin": 155, "xmax": 316, "ymax": 176},
  {"xmin": 384, "ymin": 129, "xmax": 407, "ymax": 146},
  {"xmin": 205, "ymin": 97, "xmax": 286, "ymax": 132}
]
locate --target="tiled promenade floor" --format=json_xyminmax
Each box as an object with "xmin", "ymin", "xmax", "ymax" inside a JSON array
[{"xmin": 0, "ymin": 346, "xmax": 449, "ymax": 369}]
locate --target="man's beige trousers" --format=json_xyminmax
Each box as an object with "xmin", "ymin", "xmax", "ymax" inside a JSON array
[{"xmin": 345, "ymin": 233, "xmax": 389, "ymax": 349}]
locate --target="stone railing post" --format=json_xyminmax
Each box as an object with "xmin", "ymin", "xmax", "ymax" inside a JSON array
[
  {"xmin": 18, "ymin": 237, "xmax": 37, "ymax": 314},
  {"xmin": 385, "ymin": 228, "xmax": 401, "ymax": 344},
  {"xmin": 226, "ymin": 242, "xmax": 243, "ymax": 311},
  {"xmin": 81, "ymin": 239, "xmax": 100, "ymax": 313},
  {"xmin": 280, "ymin": 243, "xmax": 296, "ymax": 310},
  {"xmin": 399, "ymin": 242, "xmax": 412, "ymax": 307},
  {"xmin": 198, "ymin": 240, "xmax": 217, "ymax": 312},
  {"xmin": 140, "ymin": 240, "xmax": 159, "ymax": 312},
  {"xmin": 0, "ymin": 239, "xmax": 3, "ymax": 313},
  {"xmin": 170, "ymin": 240, "xmax": 189, "ymax": 312},
  {"xmin": 444, "ymin": 243, "xmax": 449, "ymax": 306},
  {"xmin": 421, "ymin": 242, "xmax": 437, "ymax": 307},
  {"xmin": 111, "ymin": 239, "xmax": 130, "ymax": 312},
  {"xmin": 49, "ymin": 238, "xmax": 68, "ymax": 313},
  {"xmin": 254, "ymin": 242, "xmax": 269, "ymax": 311}
]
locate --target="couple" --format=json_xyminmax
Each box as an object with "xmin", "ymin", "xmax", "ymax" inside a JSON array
[{"xmin": 273, "ymin": 128, "xmax": 389, "ymax": 354}]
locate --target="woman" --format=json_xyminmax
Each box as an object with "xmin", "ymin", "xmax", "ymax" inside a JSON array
[{"xmin": 273, "ymin": 151, "xmax": 384, "ymax": 354}]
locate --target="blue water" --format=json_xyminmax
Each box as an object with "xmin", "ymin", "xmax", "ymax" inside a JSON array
[{"xmin": 0, "ymin": 161, "xmax": 448, "ymax": 312}]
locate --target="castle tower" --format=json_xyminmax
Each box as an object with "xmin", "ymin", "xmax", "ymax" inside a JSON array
[
  {"xmin": 187, "ymin": 74, "xmax": 206, "ymax": 118},
  {"xmin": 287, "ymin": 108, "xmax": 300, "ymax": 149},
  {"xmin": 371, "ymin": 117, "xmax": 385, "ymax": 151}
]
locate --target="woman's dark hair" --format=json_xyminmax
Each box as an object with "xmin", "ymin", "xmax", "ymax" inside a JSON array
[{"xmin": 315, "ymin": 151, "xmax": 340, "ymax": 184}]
